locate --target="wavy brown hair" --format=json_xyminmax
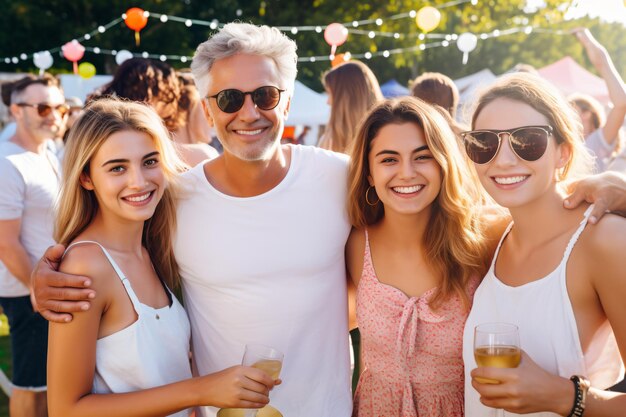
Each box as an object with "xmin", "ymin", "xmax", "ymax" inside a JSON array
[
  {"xmin": 348, "ymin": 97, "xmax": 490, "ymax": 310},
  {"xmin": 320, "ymin": 61, "xmax": 384, "ymax": 153},
  {"xmin": 96, "ymin": 58, "xmax": 185, "ymax": 132},
  {"xmin": 410, "ymin": 72, "xmax": 459, "ymax": 118},
  {"xmin": 54, "ymin": 98, "xmax": 187, "ymax": 289}
]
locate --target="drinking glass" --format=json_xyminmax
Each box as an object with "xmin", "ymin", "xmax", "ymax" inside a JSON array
[
  {"xmin": 217, "ymin": 344, "xmax": 284, "ymax": 417},
  {"xmin": 242, "ymin": 344, "xmax": 284, "ymax": 417},
  {"xmin": 473, "ymin": 323, "xmax": 521, "ymax": 417}
]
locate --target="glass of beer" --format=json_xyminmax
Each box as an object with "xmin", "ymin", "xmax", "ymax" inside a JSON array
[
  {"xmin": 474, "ymin": 323, "xmax": 521, "ymax": 416},
  {"xmin": 242, "ymin": 344, "xmax": 284, "ymax": 417}
]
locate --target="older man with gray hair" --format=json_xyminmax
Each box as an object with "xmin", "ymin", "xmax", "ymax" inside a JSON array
[{"xmin": 179, "ymin": 23, "xmax": 352, "ymax": 416}]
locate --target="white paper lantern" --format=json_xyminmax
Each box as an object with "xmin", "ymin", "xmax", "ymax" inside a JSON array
[
  {"xmin": 33, "ymin": 51, "xmax": 53, "ymax": 74},
  {"xmin": 457, "ymin": 32, "xmax": 478, "ymax": 65},
  {"xmin": 115, "ymin": 49, "xmax": 134, "ymax": 65}
]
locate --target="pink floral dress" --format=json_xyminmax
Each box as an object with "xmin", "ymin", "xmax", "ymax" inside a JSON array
[{"xmin": 353, "ymin": 231, "xmax": 478, "ymax": 417}]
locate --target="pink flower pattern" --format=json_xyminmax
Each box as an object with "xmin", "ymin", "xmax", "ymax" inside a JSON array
[{"xmin": 353, "ymin": 231, "xmax": 478, "ymax": 417}]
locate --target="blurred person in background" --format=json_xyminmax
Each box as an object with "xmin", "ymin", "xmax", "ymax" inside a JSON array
[
  {"xmin": 0, "ymin": 73, "xmax": 67, "ymax": 417},
  {"xmin": 569, "ymin": 28, "xmax": 626, "ymax": 173},
  {"xmin": 173, "ymin": 72, "xmax": 219, "ymax": 164},
  {"xmin": 410, "ymin": 72, "xmax": 467, "ymax": 135},
  {"xmin": 319, "ymin": 61, "xmax": 383, "ymax": 154}
]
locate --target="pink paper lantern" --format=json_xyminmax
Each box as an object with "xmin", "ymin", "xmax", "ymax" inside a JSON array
[
  {"xmin": 324, "ymin": 23, "xmax": 348, "ymax": 46},
  {"xmin": 324, "ymin": 23, "xmax": 348, "ymax": 57},
  {"xmin": 62, "ymin": 40, "xmax": 85, "ymax": 74}
]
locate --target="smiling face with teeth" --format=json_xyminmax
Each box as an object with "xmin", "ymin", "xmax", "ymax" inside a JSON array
[
  {"xmin": 473, "ymin": 97, "xmax": 570, "ymax": 210},
  {"xmin": 80, "ymin": 130, "xmax": 166, "ymax": 224},
  {"xmin": 367, "ymin": 122, "xmax": 441, "ymax": 218},
  {"xmin": 202, "ymin": 53, "xmax": 290, "ymax": 163}
]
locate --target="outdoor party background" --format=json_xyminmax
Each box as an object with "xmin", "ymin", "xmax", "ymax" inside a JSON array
[{"xmin": 1, "ymin": 0, "xmax": 626, "ymax": 415}]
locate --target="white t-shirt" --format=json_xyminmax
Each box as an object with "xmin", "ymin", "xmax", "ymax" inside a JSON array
[
  {"xmin": 0, "ymin": 123, "xmax": 16, "ymax": 142},
  {"xmin": 585, "ymin": 128, "xmax": 615, "ymax": 173},
  {"xmin": 0, "ymin": 141, "xmax": 60, "ymax": 297},
  {"xmin": 174, "ymin": 145, "xmax": 352, "ymax": 417}
]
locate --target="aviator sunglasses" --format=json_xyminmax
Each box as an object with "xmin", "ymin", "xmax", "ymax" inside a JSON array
[
  {"xmin": 461, "ymin": 125, "xmax": 553, "ymax": 165},
  {"xmin": 15, "ymin": 102, "xmax": 70, "ymax": 118},
  {"xmin": 207, "ymin": 86, "xmax": 285, "ymax": 113}
]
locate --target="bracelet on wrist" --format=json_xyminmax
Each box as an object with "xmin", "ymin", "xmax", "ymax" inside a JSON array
[{"xmin": 567, "ymin": 375, "xmax": 591, "ymax": 417}]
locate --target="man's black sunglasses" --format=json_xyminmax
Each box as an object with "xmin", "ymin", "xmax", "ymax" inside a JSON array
[{"xmin": 207, "ymin": 86, "xmax": 285, "ymax": 113}]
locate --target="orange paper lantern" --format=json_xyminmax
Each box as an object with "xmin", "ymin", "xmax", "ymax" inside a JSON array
[
  {"xmin": 331, "ymin": 53, "xmax": 349, "ymax": 68},
  {"xmin": 125, "ymin": 7, "xmax": 148, "ymax": 46}
]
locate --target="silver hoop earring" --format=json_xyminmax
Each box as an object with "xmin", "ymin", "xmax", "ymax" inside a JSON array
[{"xmin": 365, "ymin": 186, "xmax": 380, "ymax": 206}]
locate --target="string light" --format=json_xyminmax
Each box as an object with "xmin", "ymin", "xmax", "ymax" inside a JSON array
[
  {"xmin": 2, "ymin": 25, "xmax": 570, "ymax": 65},
  {"xmin": 0, "ymin": 1, "xmax": 575, "ymax": 68}
]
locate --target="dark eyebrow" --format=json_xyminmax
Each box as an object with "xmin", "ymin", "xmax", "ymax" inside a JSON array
[
  {"xmin": 143, "ymin": 151, "xmax": 160, "ymax": 159},
  {"xmin": 101, "ymin": 151, "xmax": 160, "ymax": 167},
  {"xmin": 375, "ymin": 145, "xmax": 429, "ymax": 157},
  {"xmin": 102, "ymin": 158, "xmax": 128, "ymax": 167}
]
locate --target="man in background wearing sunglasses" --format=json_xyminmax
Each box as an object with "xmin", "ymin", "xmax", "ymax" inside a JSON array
[{"xmin": 0, "ymin": 73, "xmax": 66, "ymax": 417}]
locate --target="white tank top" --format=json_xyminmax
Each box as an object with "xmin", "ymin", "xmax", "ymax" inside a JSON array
[
  {"xmin": 463, "ymin": 206, "xmax": 624, "ymax": 417},
  {"xmin": 65, "ymin": 241, "xmax": 193, "ymax": 417}
]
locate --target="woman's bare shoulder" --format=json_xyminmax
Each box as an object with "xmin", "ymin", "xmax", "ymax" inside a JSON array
[{"xmin": 60, "ymin": 242, "xmax": 118, "ymax": 294}]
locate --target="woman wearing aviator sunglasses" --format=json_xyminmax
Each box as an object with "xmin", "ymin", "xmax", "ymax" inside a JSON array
[{"xmin": 462, "ymin": 73, "xmax": 626, "ymax": 416}]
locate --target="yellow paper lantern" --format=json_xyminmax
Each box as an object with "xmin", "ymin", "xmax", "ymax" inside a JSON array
[
  {"xmin": 78, "ymin": 62, "xmax": 96, "ymax": 79},
  {"xmin": 416, "ymin": 6, "xmax": 441, "ymax": 33}
]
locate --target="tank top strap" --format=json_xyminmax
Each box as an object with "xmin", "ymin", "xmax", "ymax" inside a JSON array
[
  {"xmin": 488, "ymin": 221, "xmax": 514, "ymax": 272},
  {"xmin": 560, "ymin": 204, "xmax": 595, "ymax": 264},
  {"xmin": 361, "ymin": 229, "xmax": 375, "ymax": 283},
  {"xmin": 364, "ymin": 229, "xmax": 371, "ymax": 254},
  {"xmin": 64, "ymin": 240, "xmax": 142, "ymax": 311}
]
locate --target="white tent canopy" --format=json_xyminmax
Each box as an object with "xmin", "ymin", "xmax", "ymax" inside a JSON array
[
  {"xmin": 59, "ymin": 74, "xmax": 112, "ymax": 101},
  {"xmin": 454, "ymin": 69, "xmax": 497, "ymax": 121},
  {"xmin": 286, "ymin": 80, "xmax": 329, "ymax": 127}
]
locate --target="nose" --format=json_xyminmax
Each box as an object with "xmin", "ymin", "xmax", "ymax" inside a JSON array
[
  {"xmin": 399, "ymin": 159, "xmax": 417, "ymax": 179},
  {"xmin": 127, "ymin": 166, "xmax": 147, "ymax": 189},
  {"xmin": 48, "ymin": 107, "xmax": 66, "ymax": 123},
  {"xmin": 492, "ymin": 133, "xmax": 518, "ymax": 166},
  {"xmin": 237, "ymin": 94, "xmax": 261, "ymax": 121}
]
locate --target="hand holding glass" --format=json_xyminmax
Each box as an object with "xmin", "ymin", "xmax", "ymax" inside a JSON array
[
  {"xmin": 242, "ymin": 344, "xmax": 284, "ymax": 417},
  {"xmin": 473, "ymin": 323, "xmax": 521, "ymax": 416}
]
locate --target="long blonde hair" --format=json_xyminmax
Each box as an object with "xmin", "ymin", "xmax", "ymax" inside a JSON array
[
  {"xmin": 55, "ymin": 98, "xmax": 188, "ymax": 289},
  {"xmin": 472, "ymin": 74, "xmax": 594, "ymax": 181},
  {"xmin": 320, "ymin": 61, "xmax": 384, "ymax": 153},
  {"xmin": 348, "ymin": 97, "xmax": 489, "ymax": 310}
]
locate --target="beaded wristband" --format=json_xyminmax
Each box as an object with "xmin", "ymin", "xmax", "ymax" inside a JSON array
[{"xmin": 568, "ymin": 375, "xmax": 590, "ymax": 417}]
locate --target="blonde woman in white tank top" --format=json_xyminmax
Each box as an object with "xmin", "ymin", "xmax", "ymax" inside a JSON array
[
  {"xmin": 47, "ymin": 99, "xmax": 278, "ymax": 417},
  {"xmin": 460, "ymin": 74, "xmax": 626, "ymax": 416}
]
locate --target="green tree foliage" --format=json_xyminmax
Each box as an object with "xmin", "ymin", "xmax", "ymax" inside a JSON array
[{"xmin": 0, "ymin": 0, "xmax": 624, "ymax": 92}]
